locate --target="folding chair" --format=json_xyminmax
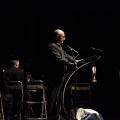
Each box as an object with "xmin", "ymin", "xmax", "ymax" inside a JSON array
[
  {"xmin": 0, "ymin": 90, "xmax": 5, "ymax": 120},
  {"xmin": 7, "ymin": 81, "xmax": 23, "ymax": 119},
  {"xmin": 25, "ymin": 80, "xmax": 47, "ymax": 120}
]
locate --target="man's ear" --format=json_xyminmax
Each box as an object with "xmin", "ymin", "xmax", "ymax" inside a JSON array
[
  {"xmin": 56, "ymin": 35, "xmax": 60, "ymax": 39},
  {"xmin": 15, "ymin": 64, "xmax": 17, "ymax": 67}
]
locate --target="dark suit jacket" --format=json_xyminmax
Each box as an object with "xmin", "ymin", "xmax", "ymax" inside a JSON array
[
  {"xmin": 3, "ymin": 66, "xmax": 24, "ymax": 82},
  {"xmin": 1, "ymin": 66, "xmax": 24, "ymax": 95},
  {"xmin": 46, "ymin": 42, "xmax": 75, "ymax": 84}
]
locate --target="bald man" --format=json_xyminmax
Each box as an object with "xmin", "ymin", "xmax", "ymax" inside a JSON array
[{"xmin": 45, "ymin": 29, "xmax": 81, "ymax": 120}]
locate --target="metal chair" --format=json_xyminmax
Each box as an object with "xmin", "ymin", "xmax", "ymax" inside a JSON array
[
  {"xmin": 25, "ymin": 80, "xmax": 47, "ymax": 120},
  {"xmin": 71, "ymin": 82, "xmax": 91, "ymax": 109},
  {"xmin": 70, "ymin": 82, "xmax": 91, "ymax": 119},
  {"xmin": 0, "ymin": 90, "xmax": 5, "ymax": 120},
  {"xmin": 7, "ymin": 81, "xmax": 23, "ymax": 119}
]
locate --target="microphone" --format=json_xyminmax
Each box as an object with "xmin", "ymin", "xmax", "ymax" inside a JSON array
[{"xmin": 67, "ymin": 45, "xmax": 79, "ymax": 54}]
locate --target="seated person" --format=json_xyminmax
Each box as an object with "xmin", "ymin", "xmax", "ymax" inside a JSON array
[
  {"xmin": 3, "ymin": 60, "xmax": 24, "ymax": 81},
  {"xmin": 3, "ymin": 60, "xmax": 24, "ymax": 119}
]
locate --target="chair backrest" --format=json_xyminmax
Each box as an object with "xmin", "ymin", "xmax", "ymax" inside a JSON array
[
  {"xmin": 7, "ymin": 81, "xmax": 23, "ymax": 119},
  {"xmin": 71, "ymin": 82, "xmax": 91, "ymax": 109},
  {"xmin": 25, "ymin": 80, "xmax": 47, "ymax": 119}
]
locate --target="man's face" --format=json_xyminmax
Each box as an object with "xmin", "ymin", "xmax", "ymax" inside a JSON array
[{"xmin": 57, "ymin": 32, "xmax": 65, "ymax": 44}]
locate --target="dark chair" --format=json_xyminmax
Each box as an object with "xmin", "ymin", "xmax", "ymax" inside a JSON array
[
  {"xmin": 7, "ymin": 81, "xmax": 23, "ymax": 120},
  {"xmin": 25, "ymin": 80, "xmax": 48, "ymax": 120},
  {"xmin": 71, "ymin": 82, "xmax": 91, "ymax": 109},
  {"xmin": 0, "ymin": 90, "xmax": 5, "ymax": 120}
]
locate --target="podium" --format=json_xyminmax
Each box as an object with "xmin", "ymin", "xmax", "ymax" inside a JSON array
[{"xmin": 56, "ymin": 55, "xmax": 101, "ymax": 120}]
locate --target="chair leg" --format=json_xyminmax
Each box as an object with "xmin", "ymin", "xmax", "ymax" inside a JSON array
[{"xmin": 0, "ymin": 92, "xmax": 5, "ymax": 120}]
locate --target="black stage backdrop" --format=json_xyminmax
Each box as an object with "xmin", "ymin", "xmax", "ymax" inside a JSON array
[{"xmin": 1, "ymin": 1, "xmax": 120, "ymax": 119}]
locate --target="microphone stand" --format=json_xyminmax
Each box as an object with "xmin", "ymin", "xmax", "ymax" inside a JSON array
[{"xmin": 70, "ymin": 49, "xmax": 78, "ymax": 120}]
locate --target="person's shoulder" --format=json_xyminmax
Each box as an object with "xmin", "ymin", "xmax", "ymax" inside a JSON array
[
  {"xmin": 18, "ymin": 68, "xmax": 24, "ymax": 73},
  {"xmin": 48, "ymin": 42, "xmax": 55, "ymax": 46},
  {"xmin": 48, "ymin": 42, "xmax": 58, "ymax": 48},
  {"xmin": 11, "ymin": 68, "xmax": 24, "ymax": 73},
  {"xmin": 4, "ymin": 68, "xmax": 11, "ymax": 73}
]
